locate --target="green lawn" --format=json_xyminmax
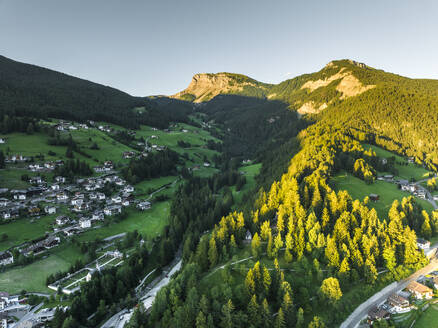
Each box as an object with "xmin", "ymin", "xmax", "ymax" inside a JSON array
[
  {"xmin": 415, "ymin": 304, "xmax": 438, "ymax": 328},
  {"xmin": 364, "ymin": 144, "xmax": 432, "ymax": 180},
  {"xmin": 332, "ymin": 171, "xmax": 434, "ymax": 219},
  {"xmin": 134, "ymin": 176, "xmax": 178, "ymax": 195},
  {"xmin": 77, "ymin": 201, "xmax": 170, "ymax": 242},
  {"xmin": 232, "ymin": 163, "xmax": 262, "ymax": 203}
]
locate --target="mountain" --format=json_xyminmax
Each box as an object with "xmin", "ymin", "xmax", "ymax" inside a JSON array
[
  {"xmin": 172, "ymin": 72, "xmax": 272, "ymax": 102},
  {"xmin": 174, "ymin": 60, "xmax": 438, "ymax": 167},
  {"xmin": 0, "ymin": 55, "xmax": 193, "ymax": 128}
]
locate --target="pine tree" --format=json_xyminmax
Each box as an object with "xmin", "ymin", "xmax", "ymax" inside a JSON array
[
  {"xmin": 251, "ymin": 232, "xmax": 261, "ymax": 258},
  {"xmin": 275, "ymin": 308, "xmax": 286, "ymax": 328},
  {"xmin": 296, "ymin": 307, "xmax": 305, "ymax": 328},
  {"xmin": 319, "ymin": 277, "xmax": 342, "ymax": 304},
  {"xmin": 263, "ymin": 266, "xmax": 271, "ymax": 294},
  {"xmin": 208, "ymin": 238, "xmax": 218, "ymax": 268}
]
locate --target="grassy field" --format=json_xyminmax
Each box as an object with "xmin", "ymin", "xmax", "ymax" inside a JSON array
[
  {"xmin": 414, "ymin": 304, "xmax": 438, "ymax": 327},
  {"xmin": 77, "ymin": 201, "xmax": 171, "ymax": 242},
  {"xmin": 332, "ymin": 171, "xmax": 434, "ymax": 218},
  {"xmin": 231, "ymin": 163, "xmax": 261, "ymax": 203},
  {"xmin": 134, "ymin": 176, "xmax": 178, "ymax": 195},
  {"xmin": 363, "ymin": 144, "xmax": 432, "ymax": 180}
]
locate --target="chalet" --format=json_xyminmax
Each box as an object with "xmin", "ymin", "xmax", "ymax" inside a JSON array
[
  {"xmin": 137, "ymin": 201, "xmax": 151, "ymax": 211},
  {"xmin": 63, "ymin": 227, "xmax": 80, "ymax": 237},
  {"xmin": 44, "ymin": 206, "xmax": 57, "ymax": 214},
  {"xmin": 29, "ymin": 176, "xmax": 43, "ymax": 185},
  {"xmin": 123, "ymin": 185, "xmax": 134, "ymax": 193},
  {"xmin": 384, "ymin": 174, "xmax": 394, "ymax": 180},
  {"xmin": 28, "ymin": 206, "xmax": 41, "ymax": 216},
  {"xmin": 122, "ymin": 199, "xmax": 130, "ymax": 207},
  {"xmin": 93, "ymin": 166, "xmax": 105, "ymax": 173},
  {"xmin": 1, "ymin": 212, "xmax": 10, "ymax": 220},
  {"xmin": 92, "ymin": 211, "xmax": 104, "ymax": 221},
  {"xmin": 0, "ymin": 138, "xmax": 5, "ymax": 144},
  {"xmin": 79, "ymin": 218, "xmax": 91, "ymax": 229},
  {"xmin": 56, "ymin": 193, "xmax": 68, "ymax": 201},
  {"xmin": 104, "ymin": 205, "xmax": 122, "ymax": 216},
  {"xmin": 97, "ymin": 192, "xmax": 106, "ymax": 201},
  {"xmin": 111, "ymin": 195, "xmax": 122, "ymax": 204},
  {"xmin": 13, "ymin": 191, "xmax": 27, "ymax": 200},
  {"xmin": 115, "ymin": 179, "xmax": 126, "ymax": 186},
  {"xmin": 369, "ymin": 194, "xmax": 380, "ymax": 202},
  {"xmin": 0, "ymin": 251, "xmax": 13, "ymax": 266},
  {"xmin": 71, "ymin": 198, "xmax": 83, "ymax": 206},
  {"xmin": 123, "ymin": 151, "xmax": 136, "ymax": 159},
  {"xmin": 89, "ymin": 193, "xmax": 97, "ymax": 200},
  {"xmin": 245, "ymin": 230, "xmax": 252, "ymax": 241},
  {"xmin": 51, "ymin": 184, "xmax": 60, "ymax": 191},
  {"xmin": 28, "ymin": 164, "xmax": 43, "ymax": 171},
  {"xmin": 22, "ymin": 236, "xmax": 60, "ymax": 255},
  {"xmin": 417, "ymin": 238, "xmax": 431, "ymax": 249},
  {"xmin": 55, "ymin": 215, "xmax": 70, "ymax": 226},
  {"xmin": 203, "ymin": 162, "xmax": 211, "ymax": 167},
  {"xmin": 73, "ymin": 203, "xmax": 89, "ymax": 213},
  {"xmin": 387, "ymin": 293, "xmax": 410, "ymax": 313},
  {"xmin": 55, "ymin": 176, "xmax": 66, "ymax": 183},
  {"xmin": 367, "ymin": 306, "xmax": 390, "ymax": 322},
  {"xmin": 44, "ymin": 162, "xmax": 55, "ymax": 170},
  {"xmin": 0, "ymin": 198, "xmax": 9, "ymax": 207},
  {"xmin": 406, "ymin": 281, "xmax": 433, "ymax": 299}
]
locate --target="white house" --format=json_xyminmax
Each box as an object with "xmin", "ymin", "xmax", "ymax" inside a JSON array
[
  {"xmin": 104, "ymin": 205, "xmax": 122, "ymax": 216},
  {"xmin": 44, "ymin": 206, "xmax": 57, "ymax": 214},
  {"xmin": 407, "ymin": 281, "xmax": 433, "ymax": 299},
  {"xmin": 0, "ymin": 198, "xmax": 9, "ymax": 207},
  {"xmin": 92, "ymin": 212, "xmax": 104, "ymax": 221},
  {"xmin": 387, "ymin": 293, "xmax": 410, "ymax": 313},
  {"xmin": 56, "ymin": 193, "xmax": 68, "ymax": 201},
  {"xmin": 55, "ymin": 176, "xmax": 66, "ymax": 183},
  {"xmin": 417, "ymin": 238, "xmax": 431, "ymax": 250},
  {"xmin": 111, "ymin": 196, "xmax": 122, "ymax": 204},
  {"xmin": 79, "ymin": 218, "xmax": 91, "ymax": 229},
  {"xmin": 0, "ymin": 251, "xmax": 14, "ymax": 267},
  {"xmin": 51, "ymin": 184, "xmax": 60, "ymax": 191},
  {"xmin": 137, "ymin": 201, "xmax": 151, "ymax": 211},
  {"xmin": 13, "ymin": 193, "xmax": 26, "ymax": 200},
  {"xmin": 55, "ymin": 215, "xmax": 69, "ymax": 226},
  {"xmin": 124, "ymin": 185, "xmax": 134, "ymax": 193},
  {"xmin": 0, "ymin": 138, "xmax": 5, "ymax": 144},
  {"xmin": 97, "ymin": 193, "xmax": 106, "ymax": 200},
  {"xmin": 203, "ymin": 162, "xmax": 211, "ymax": 167}
]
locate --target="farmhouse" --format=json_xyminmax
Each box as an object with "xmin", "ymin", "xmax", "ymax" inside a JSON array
[
  {"xmin": 0, "ymin": 252, "xmax": 14, "ymax": 266},
  {"xmin": 137, "ymin": 201, "xmax": 151, "ymax": 211},
  {"xmin": 417, "ymin": 238, "xmax": 430, "ymax": 249},
  {"xmin": 406, "ymin": 281, "xmax": 433, "ymax": 299}
]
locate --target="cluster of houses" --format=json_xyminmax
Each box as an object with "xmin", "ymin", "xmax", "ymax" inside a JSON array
[
  {"xmin": 28, "ymin": 160, "xmax": 64, "ymax": 172},
  {"xmin": 0, "ymin": 252, "xmax": 13, "ymax": 267},
  {"xmin": 54, "ymin": 121, "xmax": 88, "ymax": 131},
  {"xmin": 4, "ymin": 154, "xmax": 29, "ymax": 164},
  {"xmin": 367, "ymin": 274, "xmax": 437, "ymax": 325},
  {"xmin": 93, "ymin": 161, "xmax": 114, "ymax": 173},
  {"xmin": 376, "ymin": 174, "xmax": 432, "ymax": 200}
]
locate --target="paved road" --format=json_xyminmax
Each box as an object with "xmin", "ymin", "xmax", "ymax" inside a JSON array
[
  {"xmin": 340, "ymin": 259, "xmax": 438, "ymax": 328},
  {"xmin": 10, "ymin": 303, "xmax": 43, "ymax": 328},
  {"xmin": 413, "ymin": 179, "xmax": 438, "ymax": 209}
]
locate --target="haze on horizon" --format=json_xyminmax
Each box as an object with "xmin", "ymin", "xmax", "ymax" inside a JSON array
[{"xmin": 1, "ymin": 0, "xmax": 437, "ymax": 97}]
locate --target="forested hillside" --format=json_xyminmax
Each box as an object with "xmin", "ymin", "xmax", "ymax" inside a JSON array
[{"xmin": 0, "ymin": 55, "xmax": 193, "ymax": 129}]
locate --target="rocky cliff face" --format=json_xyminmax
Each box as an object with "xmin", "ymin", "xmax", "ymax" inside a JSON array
[{"xmin": 172, "ymin": 72, "xmax": 270, "ymax": 102}]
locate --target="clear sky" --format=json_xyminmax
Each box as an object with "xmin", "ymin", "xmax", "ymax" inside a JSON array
[{"xmin": 1, "ymin": 0, "xmax": 437, "ymax": 96}]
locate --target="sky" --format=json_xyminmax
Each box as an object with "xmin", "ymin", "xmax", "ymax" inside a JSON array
[{"xmin": 1, "ymin": 0, "xmax": 438, "ymax": 96}]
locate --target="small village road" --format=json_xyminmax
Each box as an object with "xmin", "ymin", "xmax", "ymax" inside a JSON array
[{"xmin": 340, "ymin": 258, "xmax": 438, "ymax": 328}]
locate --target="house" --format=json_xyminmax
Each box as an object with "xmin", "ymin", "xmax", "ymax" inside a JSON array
[
  {"xmin": 124, "ymin": 185, "xmax": 134, "ymax": 193},
  {"xmin": 104, "ymin": 205, "xmax": 122, "ymax": 216},
  {"xmin": 387, "ymin": 293, "xmax": 410, "ymax": 313},
  {"xmin": 384, "ymin": 174, "xmax": 394, "ymax": 180},
  {"xmin": 13, "ymin": 191, "xmax": 27, "ymax": 200},
  {"xmin": 137, "ymin": 201, "xmax": 151, "ymax": 211},
  {"xmin": 1, "ymin": 212, "xmax": 10, "ymax": 220},
  {"xmin": 369, "ymin": 194, "xmax": 380, "ymax": 202},
  {"xmin": 44, "ymin": 206, "xmax": 57, "ymax": 214},
  {"xmin": 406, "ymin": 281, "xmax": 433, "ymax": 299},
  {"xmin": 417, "ymin": 238, "xmax": 431, "ymax": 250},
  {"xmin": 0, "ymin": 198, "xmax": 9, "ymax": 207},
  {"xmin": 55, "ymin": 176, "xmax": 66, "ymax": 183},
  {"xmin": 29, "ymin": 176, "xmax": 43, "ymax": 185},
  {"xmin": 28, "ymin": 206, "xmax": 41, "ymax": 216},
  {"xmin": 56, "ymin": 193, "xmax": 68, "ymax": 201},
  {"xmin": 51, "ymin": 184, "xmax": 60, "ymax": 191},
  {"xmin": 97, "ymin": 193, "xmax": 106, "ymax": 201},
  {"xmin": 0, "ymin": 313, "xmax": 7, "ymax": 328},
  {"xmin": 111, "ymin": 196, "xmax": 122, "ymax": 204},
  {"xmin": 123, "ymin": 151, "xmax": 136, "ymax": 159},
  {"xmin": 0, "ymin": 138, "xmax": 5, "ymax": 144},
  {"xmin": 44, "ymin": 162, "xmax": 55, "ymax": 170},
  {"xmin": 55, "ymin": 215, "xmax": 70, "ymax": 226},
  {"xmin": 203, "ymin": 162, "xmax": 211, "ymax": 167},
  {"xmin": 368, "ymin": 306, "xmax": 390, "ymax": 322},
  {"xmin": 92, "ymin": 211, "xmax": 104, "ymax": 221},
  {"xmin": 89, "ymin": 193, "xmax": 97, "ymax": 200},
  {"xmin": 433, "ymin": 195, "xmax": 438, "ymax": 201},
  {"xmin": 73, "ymin": 203, "xmax": 89, "ymax": 213},
  {"xmin": 71, "ymin": 198, "xmax": 83, "ymax": 206},
  {"xmin": 79, "ymin": 218, "xmax": 91, "ymax": 229},
  {"xmin": 0, "ymin": 251, "xmax": 13, "ymax": 266}
]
